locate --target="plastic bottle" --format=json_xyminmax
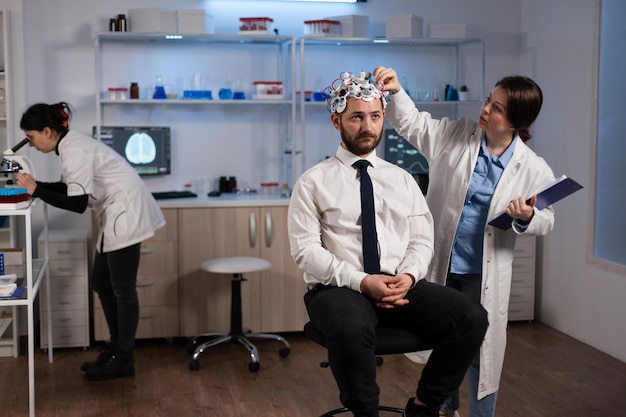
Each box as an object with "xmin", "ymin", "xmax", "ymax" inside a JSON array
[
  {"xmin": 227, "ymin": 176, "xmax": 237, "ymax": 193},
  {"xmin": 219, "ymin": 176, "xmax": 228, "ymax": 193},
  {"xmin": 130, "ymin": 82, "xmax": 139, "ymax": 99},
  {"xmin": 116, "ymin": 14, "xmax": 127, "ymax": 32}
]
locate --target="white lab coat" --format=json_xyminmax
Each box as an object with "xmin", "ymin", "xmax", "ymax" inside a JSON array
[
  {"xmin": 386, "ymin": 89, "xmax": 555, "ymax": 399},
  {"xmin": 58, "ymin": 130, "xmax": 165, "ymax": 253}
]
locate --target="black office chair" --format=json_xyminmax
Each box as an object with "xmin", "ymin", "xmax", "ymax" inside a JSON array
[{"xmin": 304, "ymin": 321, "xmax": 433, "ymax": 417}]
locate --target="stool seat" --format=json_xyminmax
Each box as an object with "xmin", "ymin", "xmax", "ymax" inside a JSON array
[
  {"xmin": 201, "ymin": 256, "xmax": 271, "ymax": 274},
  {"xmin": 188, "ymin": 256, "xmax": 290, "ymax": 373}
]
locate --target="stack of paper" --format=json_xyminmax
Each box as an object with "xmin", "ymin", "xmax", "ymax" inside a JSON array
[{"xmin": 0, "ymin": 283, "xmax": 17, "ymax": 297}]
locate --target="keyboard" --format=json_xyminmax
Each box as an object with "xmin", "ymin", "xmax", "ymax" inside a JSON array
[{"xmin": 152, "ymin": 190, "xmax": 198, "ymax": 200}]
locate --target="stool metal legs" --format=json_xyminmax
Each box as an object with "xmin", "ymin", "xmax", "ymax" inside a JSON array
[{"xmin": 188, "ymin": 272, "xmax": 291, "ymax": 372}]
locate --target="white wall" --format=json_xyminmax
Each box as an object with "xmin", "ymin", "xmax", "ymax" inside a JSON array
[
  {"xmin": 520, "ymin": 0, "xmax": 626, "ymax": 363},
  {"xmin": 2, "ymin": 0, "xmax": 624, "ymax": 362},
  {"xmin": 8, "ymin": 0, "xmax": 523, "ymax": 232}
]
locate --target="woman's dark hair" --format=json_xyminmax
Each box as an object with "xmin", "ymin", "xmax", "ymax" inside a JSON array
[
  {"xmin": 495, "ymin": 76, "xmax": 543, "ymax": 142},
  {"xmin": 20, "ymin": 102, "xmax": 72, "ymax": 134}
]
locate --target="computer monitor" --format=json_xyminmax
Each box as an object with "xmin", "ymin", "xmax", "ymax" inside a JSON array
[
  {"xmin": 93, "ymin": 126, "xmax": 171, "ymax": 176},
  {"xmin": 383, "ymin": 129, "xmax": 428, "ymax": 175}
]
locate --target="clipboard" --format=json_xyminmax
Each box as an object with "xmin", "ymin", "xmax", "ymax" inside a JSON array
[{"xmin": 488, "ymin": 175, "xmax": 583, "ymax": 230}]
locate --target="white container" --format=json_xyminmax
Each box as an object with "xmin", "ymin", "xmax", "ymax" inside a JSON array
[
  {"xmin": 239, "ymin": 17, "xmax": 273, "ymax": 35},
  {"xmin": 428, "ymin": 23, "xmax": 469, "ymax": 39},
  {"xmin": 177, "ymin": 10, "xmax": 215, "ymax": 34},
  {"xmin": 253, "ymin": 81, "xmax": 283, "ymax": 100},
  {"xmin": 128, "ymin": 8, "xmax": 177, "ymax": 33},
  {"xmin": 304, "ymin": 19, "xmax": 341, "ymax": 37},
  {"xmin": 326, "ymin": 14, "xmax": 369, "ymax": 37},
  {"xmin": 386, "ymin": 15, "xmax": 423, "ymax": 39}
]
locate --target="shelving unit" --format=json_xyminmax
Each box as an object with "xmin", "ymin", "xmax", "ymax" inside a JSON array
[
  {"xmin": 509, "ymin": 235, "xmax": 536, "ymax": 322},
  {"xmin": 94, "ymin": 32, "xmax": 297, "ymax": 188},
  {"xmin": 0, "ymin": 9, "xmax": 16, "ymax": 248},
  {"xmin": 296, "ymin": 36, "xmax": 485, "ymax": 177},
  {"xmin": 0, "ymin": 200, "xmax": 51, "ymax": 417},
  {"xmin": 0, "ymin": 8, "xmax": 18, "ymax": 358}
]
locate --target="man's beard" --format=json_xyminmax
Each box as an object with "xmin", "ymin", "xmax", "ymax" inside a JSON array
[{"xmin": 340, "ymin": 126, "xmax": 382, "ymax": 156}]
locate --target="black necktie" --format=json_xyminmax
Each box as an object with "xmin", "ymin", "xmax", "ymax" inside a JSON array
[{"xmin": 353, "ymin": 160, "xmax": 380, "ymax": 274}]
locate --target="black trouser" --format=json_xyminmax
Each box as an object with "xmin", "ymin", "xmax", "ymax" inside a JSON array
[
  {"xmin": 92, "ymin": 243, "xmax": 141, "ymax": 352},
  {"xmin": 304, "ymin": 280, "xmax": 489, "ymax": 417}
]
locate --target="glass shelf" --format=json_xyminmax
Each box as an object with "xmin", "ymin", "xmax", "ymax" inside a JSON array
[
  {"xmin": 299, "ymin": 36, "xmax": 484, "ymax": 48},
  {"xmin": 100, "ymin": 98, "xmax": 294, "ymax": 105},
  {"xmin": 0, "ymin": 258, "xmax": 48, "ymax": 306},
  {"xmin": 96, "ymin": 32, "xmax": 295, "ymax": 46}
]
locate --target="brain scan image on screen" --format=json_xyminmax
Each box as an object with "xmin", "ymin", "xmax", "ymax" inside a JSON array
[{"xmin": 125, "ymin": 132, "xmax": 157, "ymax": 164}]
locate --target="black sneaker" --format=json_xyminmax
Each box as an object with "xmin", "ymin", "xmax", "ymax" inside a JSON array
[
  {"xmin": 80, "ymin": 343, "xmax": 115, "ymax": 372},
  {"xmin": 85, "ymin": 348, "xmax": 135, "ymax": 381},
  {"xmin": 405, "ymin": 398, "xmax": 438, "ymax": 417}
]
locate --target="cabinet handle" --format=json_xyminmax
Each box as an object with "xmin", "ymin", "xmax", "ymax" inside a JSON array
[
  {"xmin": 56, "ymin": 250, "xmax": 72, "ymax": 255},
  {"xmin": 136, "ymin": 280, "xmax": 155, "ymax": 287},
  {"xmin": 265, "ymin": 211, "xmax": 272, "ymax": 248},
  {"xmin": 141, "ymin": 247, "xmax": 155, "ymax": 254},
  {"xmin": 57, "ymin": 267, "xmax": 73, "ymax": 272},
  {"xmin": 249, "ymin": 212, "xmax": 257, "ymax": 249},
  {"xmin": 139, "ymin": 312, "xmax": 156, "ymax": 319}
]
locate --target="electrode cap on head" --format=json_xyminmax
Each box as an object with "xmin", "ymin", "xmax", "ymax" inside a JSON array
[{"xmin": 324, "ymin": 71, "xmax": 390, "ymax": 114}]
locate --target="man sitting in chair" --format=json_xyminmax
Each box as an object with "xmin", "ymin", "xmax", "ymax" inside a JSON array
[{"xmin": 287, "ymin": 71, "xmax": 489, "ymax": 417}]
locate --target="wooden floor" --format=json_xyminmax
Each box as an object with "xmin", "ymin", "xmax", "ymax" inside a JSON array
[{"xmin": 2, "ymin": 321, "xmax": 625, "ymax": 417}]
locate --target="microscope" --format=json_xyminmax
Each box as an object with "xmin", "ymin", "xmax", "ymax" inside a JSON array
[{"xmin": 0, "ymin": 138, "xmax": 35, "ymax": 186}]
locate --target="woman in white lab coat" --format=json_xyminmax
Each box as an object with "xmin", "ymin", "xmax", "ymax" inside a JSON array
[
  {"xmin": 16, "ymin": 102, "xmax": 165, "ymax": 382},
  {"xmin": 373, "ymin": 68, "xmax": 555, "ymax": 417}
]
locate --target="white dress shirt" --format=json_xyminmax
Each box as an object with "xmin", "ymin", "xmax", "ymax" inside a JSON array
[{"xmin": 287, "ymin": 144, "xmax": 434, "ymax": 292}]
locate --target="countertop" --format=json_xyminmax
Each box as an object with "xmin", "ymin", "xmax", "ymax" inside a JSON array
[{"xmin": 156, "ymin": 193, "xmax": 289, "ymax": 209}]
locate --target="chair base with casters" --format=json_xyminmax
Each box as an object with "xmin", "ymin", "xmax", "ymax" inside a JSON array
[
  {"xmin": 304, "ymin": 321, "xmax": 432, "ymax": 417},
  {"xmin": 188, "ymin": 257, "xmax": 291, "ymax": 372}
]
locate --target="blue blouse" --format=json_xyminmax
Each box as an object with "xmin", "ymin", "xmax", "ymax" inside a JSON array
[{"xmin": 450, "ymin": 135, "xmax": 516, "ymax": 274}]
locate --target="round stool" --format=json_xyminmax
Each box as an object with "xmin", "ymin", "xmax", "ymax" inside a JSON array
[{"xmin": 187, "ymin": 256, "xmax": 291, "ymax": 372}]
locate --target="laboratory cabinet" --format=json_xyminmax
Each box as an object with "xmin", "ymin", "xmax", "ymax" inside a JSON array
[
  {"xmin": 38, "ymin": 229, "xmax": 89, "ymax": 349},
  {"xmin": 178, "ymin": 205, "xmax": 308, "ymax": 336},
  {"xmin": 509, "ymin": 234, "xmax": 536, "ymax": 322},
  {"xmin": 93, "ymin": 208, "xmax": 180, "ymax": 341},
  {"xmin": 295, "ymin": 36, "xmax": 485, "ymax": 176}
]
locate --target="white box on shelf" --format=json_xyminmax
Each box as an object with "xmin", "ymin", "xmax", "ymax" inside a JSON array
[
  {"xmin": 177, "ymin": 10, "xmax": 214, "ymax": 34},
  {"xmin": 0, "ymin": 247, "xmax": 24, "ymax": 268},
  {"xmin": 326, "ymin": 14, "xmax": 369, "ymax": 37},
  {"xmin": 428, "ymin": 23, "xmax": 469, "ymax": 39},
  {"xmin": 386, "ymin": 15, "xmax": 423, "ymax": 39},
  {"xmin": 128, "ymin": 8, "xmax": 177, "ymax": 33}
]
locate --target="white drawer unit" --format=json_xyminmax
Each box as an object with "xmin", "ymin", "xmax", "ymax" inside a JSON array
[
  {"xmin": 508, "ymin": 235, "xmax": 536, "ymax": 322},
  {"xmin": 38, "ymin": 230, "xmax": 89, "ymax": 349}
]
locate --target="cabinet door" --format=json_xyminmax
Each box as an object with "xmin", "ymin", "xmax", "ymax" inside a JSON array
[
  {"xmin": 178, "ymin": 207, "xmax": 261, "ymax": 336},
  {"xmin": 259, "ymin": 206, "xmax": 309, "ymax": 332},
  {"xmin": 92, "ymin": 208, "xmax": 180, "ymax": 340}
]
